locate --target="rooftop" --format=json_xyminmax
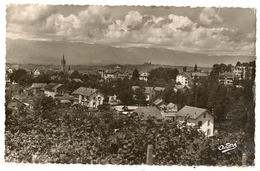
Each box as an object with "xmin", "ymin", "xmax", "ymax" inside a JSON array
[
  {"xmin": 72, "ymin": 87, "xmax": 98, "ymax": 96},
  {"xmin": 176, "ymin": 105, "xmax": 213, "ymax": 120},
  {"xmin": 133, "ymin": 106, "xmax": 163, "ymax": 120}
]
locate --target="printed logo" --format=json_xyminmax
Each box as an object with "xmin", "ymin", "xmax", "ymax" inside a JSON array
[{"xmin": 218, "ymin": 142, "xmax": 237, "ymax": 153}]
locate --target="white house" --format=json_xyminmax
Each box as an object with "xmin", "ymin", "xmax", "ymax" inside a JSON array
[
  {"xmin": 175, "ymin": 106, "xmax": 215, "ymax": 137},
  {"xmin": 72, "ymin": 87, "xmax": 104, "ymax": 108},
  {"xmin": 139, "ymin": 71, "xmax": 149, "ymax": 82},
  {"xmin": 176, "ymin": 74, "xmax": 190, "ymax": 86},
  {"xmin": 33, "ymin": 69, "xmax": 42, "ymax": 77}
]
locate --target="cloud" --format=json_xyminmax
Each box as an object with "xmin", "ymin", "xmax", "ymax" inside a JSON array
[
  {"xmin": 199, "ymin": 8, "xmax": 224, "ymax": 26},
  {"xmin": 7, "ymin": 4, "xmax": 58, "ymax": 26},
  {"xmin": 6, "ymin": 5, "xmax": 255, "ymax": 56}
]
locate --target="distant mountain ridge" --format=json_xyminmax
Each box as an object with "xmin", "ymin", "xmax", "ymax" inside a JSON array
[{"xmin": 6, "ymin": 38, "xmax": 255, "ymax": 67}]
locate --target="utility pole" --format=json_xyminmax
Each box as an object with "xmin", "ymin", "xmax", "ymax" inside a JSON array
[
  {"xmin": 194, "ymin": 76, "xmax": 198, "ymax": 107},
  {"xmin": 195, "ymin": 85, "xmax": 197, "ymax": 107}
]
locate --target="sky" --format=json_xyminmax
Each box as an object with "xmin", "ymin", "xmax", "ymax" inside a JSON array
[{"xmin": 6, "ymin": 5, "xmax": 256, "ymax": 56}]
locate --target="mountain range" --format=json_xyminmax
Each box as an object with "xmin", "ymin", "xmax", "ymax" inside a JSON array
[{"xmin": 6, "ymin": 38, "xmax": 255, "ymax": 67}]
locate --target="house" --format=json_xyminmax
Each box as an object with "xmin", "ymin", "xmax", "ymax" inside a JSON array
[
  {"xmin": 113, "ymin": 105, "xmax": 138, "ymax": 115},
  {"xmin": 175, "ymin": 105, "xmax": 215, "ymax": 137},
  {"xmin": 152, "ymin": 98, "xmax": 164, "ymax": 108},
  {"xmin": 103, "ymin": 67, "xmax": 133, "ymax": 82},
  {"xmin": 176, "ymin": 73, "xmax": 191, "ymax": 86},
  {"xmin": 133, "ymin": 106, "xmax": 163, "ymax": 120},
  {"xmin": 72, "ymin": 87, "xmax": 105, "ymax": 108},
  {"xmin": 132, "ymin": 86, "xmax": 165, "ymax": 104},
  {"xmin": 191, "ymin": 72, "xmax": 208, "ymax": 80},
  {"xmin": 97, "ymin": 68, "xmax": 106, "ymax": 80},
  {"xmin": 160, "ymin": 103, "xmax": 178, "ymax": 120},
  {"xmin": 104, "ymin": 69, "xmax": 121, "ymax": 81},
  {"xmin": 25, "ymin": 83, "xmax": 47, "ymax": 95},
  {"xmin": 190, "ymin": 72, "xmax": 209, "ymax": 85},
  {"xmin": 166, "ymin": 103, "xmax": 178, "ymax": 113},
  {"xmin": 139, "ymin": 71, "xmax": 149, "ymax": 82},
  {"xmin": 132, "ymin": 86, "xmax": 154, "ymax": 102},
  {"xmin": 149, "ymin": 87, "xmax": 165, "ymax": 104},
  {"xmin": 44, "ymin": 83, "xmax": 69, "ymax": 98},
  {"xmin": 107, "ymin": 94, "xmax": 119, "ymax": 105},
  {"xmin": 33, "ymin": 69, "xmax": 42, "ymax": 77},
  {"xmin": 218, "ymin": 72, "xmax": 234, "ymax": 85},
  {"xmin": 82, "ymin": 70, "xmax": 100, "ymax": 80},
  {"xmin": 55, "ymin": 96, "xmax": 74, "ymax": 108}
]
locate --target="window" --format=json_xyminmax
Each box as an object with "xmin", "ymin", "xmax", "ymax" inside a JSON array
[
  {"xmin": 93, "ymin": 96, "xmax": 96, "ymax": 100},
  {"xmin": 198, "ymin": 121, "xmax": 202, "ymax": 128},
  {"xmin": 208, "ymin": 120, "xmax": 210, "ymax": 126},
  {"xmin": 207, "ymin": 129, "xmax": 211, "ymax": 136},
  {"xmin": 93, "ymin": 102, "xmax": 96, "ymax": 107},
  {"xmin": 204, "ymin": 113, "xmax": 206, "ymax": 118}
]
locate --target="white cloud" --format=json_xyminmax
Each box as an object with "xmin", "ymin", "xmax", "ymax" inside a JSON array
[
  {"xmin": 124, "ymin": 11, "xmax": 143, "ymax": 27},
  {"xmin": 7, "ymin": 5, "xmax": 58, "ymax": 25},
  {"xmin": 6, "ymin": 5, "xmax": 255, "ymax": 56},
  {"xmin": 199, "ymin": 7, "xmax": 224, "ymax": 26}
]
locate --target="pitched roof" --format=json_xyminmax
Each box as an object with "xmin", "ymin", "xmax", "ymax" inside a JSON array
[
  {"xmin": 181, "ymin": 72, "xmax": 192, "ymax": 79},
  {"xmin": 154, "ymin": 87, "xmax": 165, "ymax": 91},
  {"xmin": 191, "ymin": 72, "xmax": 208, "ymax": 77},
  {"xmin": 167, "ymin": 103, "xmax": 177, "ymax": 108},
  {"xmin": 106, "ymin": 69, "xmax": 122, "ymax": 74},
  {"xmin": 133, "ymin": 106, "xmax": 163, "ymax": 120},
  {"xmin": 132, "ymin": 86, "xmax": 140, "ymax": 91},
  {"xmin": 219, "ymin": 72, "xmax": 234, "ymax": 77},
  {"xmin": 45, "ymin": 83, "xmax": 63, "ymax": 91},
  {"xmin": 26, "ymin": 83, "xmax": 47, "ymax": 90},
  {"xmin": 176, "ymin": 105, "xmax": 213, "ymax": 120},
  {"xmin": 144, "ymin": 87, "xmax": 153, "ymax": 94},
  {"xmin": 175, "ymin": 84, "xmax": 191, "ymax": 90},
  {"xmin": 72, "ymin": 87, "xmax": 98, "ymax": 96},
  {"xmin": 72, "ymin": 78, "xmax": 83, "ymax": 83},
  {"xmin": 153, "ymin": 99, "xmax": 163, "ymax": 106}
]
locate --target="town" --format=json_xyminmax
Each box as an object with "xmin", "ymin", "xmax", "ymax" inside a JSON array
[
  {"xmin": 5, "ymin": 4, "xmax": 256, "ymax": 166},
  {"xmin": 5, "ymin": 54, "xmax": 255, "ymax": 165}
]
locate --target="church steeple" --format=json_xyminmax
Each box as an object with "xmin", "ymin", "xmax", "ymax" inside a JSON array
[{"xmin": 61, "ymin": 53, "xmax": 66, "ymax": 72}]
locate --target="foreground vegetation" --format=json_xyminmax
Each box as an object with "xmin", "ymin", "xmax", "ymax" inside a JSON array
[{"xmin": 5, "ymin": 107, "xmax": 254, "ymax": 165}]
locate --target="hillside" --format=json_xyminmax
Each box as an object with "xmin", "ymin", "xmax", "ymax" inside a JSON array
[{"xmin": 6, "ymin": 38, "xmax": 255, "ymax": 67}]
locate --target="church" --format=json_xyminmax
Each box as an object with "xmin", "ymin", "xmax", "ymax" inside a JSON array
[{"xmin": 61, "ymin": 54, "xmax": 69, "ymax": 73}]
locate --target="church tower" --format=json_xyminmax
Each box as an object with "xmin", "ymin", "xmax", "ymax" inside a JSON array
[{"xmin": 61, "ymin": 53, "xmax": 66, "ymax": 72}]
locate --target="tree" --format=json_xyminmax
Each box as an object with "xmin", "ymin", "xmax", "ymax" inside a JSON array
[
  {"xmin": 207, "ymin": 84, "xmax": 228, "ymax": 124},
  {"xmin": 33, "ymin": 74, "xmax": 51, "ymax": 84},
  {"xmin": 70, "ymin": 70, "xmax": 81, "ymax": 79},
  {"xmin": 9, "ymin": 69, "xmax": 33, "ymax": 86},
  {"xmin": 58, "ymin": 71, "xmax": 66, "ymax": 79},
  {"xmin": 34, "ymin": 96, "xmax": 59, "ymax": 120},
  {"xmin": 148, "ymin": 67, "xmax": 179, "ymax": 82},
  {"xmin": 134, "ymin": 87, "xmax": 147, "ymax": 106},
  {"xmin": 236, "ymin": 61, "xmax": 241, "ymax": 67},
  {"xmin": 67, "ymin": 80, "xmax": 84, "ymax": 93},
  {"xmin": 132, "ymin": 69, "xmax": 140, "ymax": 80},
  {"xmin": 117, "ymin": 88, "xmax": 135, "ymax": 105},
  {"xmin": 163, "ymin": 83, "xmax": 175, "ymax": 103}
]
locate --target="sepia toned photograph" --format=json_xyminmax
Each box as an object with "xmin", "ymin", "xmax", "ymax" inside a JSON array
[{"xmin": 4, "ymin": 3, "xmax": 256, "ymax": 167}]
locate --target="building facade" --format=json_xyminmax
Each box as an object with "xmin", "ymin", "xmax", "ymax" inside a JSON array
[
  {"xmin": 176, "ymin": 106, "xmax": 215, "ymax": 137},
  {"xmin": 72, "ymin": 87, "xmax": 105, "ymax": 108}
]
